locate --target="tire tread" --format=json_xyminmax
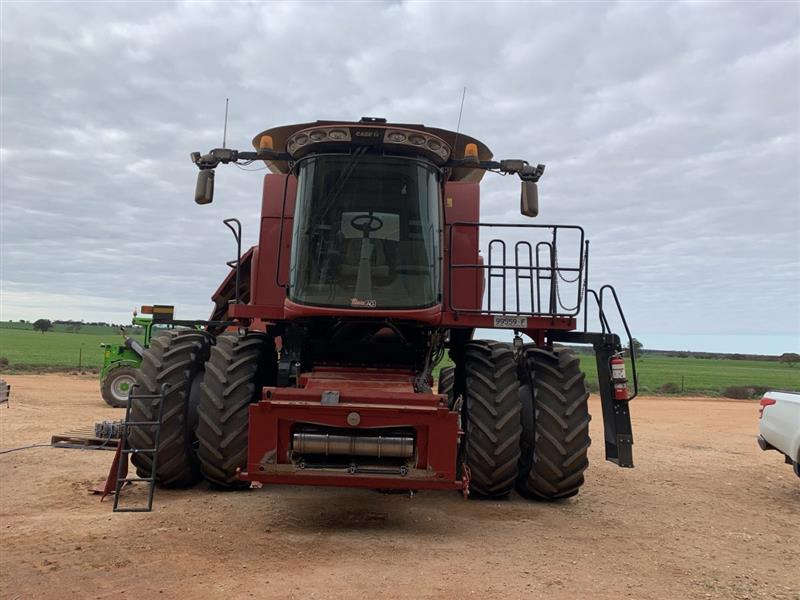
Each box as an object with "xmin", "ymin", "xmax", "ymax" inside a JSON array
[
  {"xmin": 129, "ymin": 330, "xmax": 210, "ymax": 488},
  {"xmin": 517, "ymin": 347, "xmax": 591, "ymax": 500},
  {"xmin": 196, "ymin": 331, "xmax": 275, "ymax": 488},
  {"xmin": 463, "ymin": 341, "xmax": 522, "ymax": 498}
]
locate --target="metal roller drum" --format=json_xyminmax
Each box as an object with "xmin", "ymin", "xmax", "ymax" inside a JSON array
[{"xmin": 292, "ymin": 432, "xmax": 414, "ymax": 458}]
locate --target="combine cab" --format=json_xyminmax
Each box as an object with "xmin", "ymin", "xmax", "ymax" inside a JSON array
[{"xmin": 129, "ymin": 117, "xmax": 637, "ymax": 500}]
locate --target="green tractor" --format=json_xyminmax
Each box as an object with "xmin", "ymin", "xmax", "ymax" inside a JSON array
[{"xmin": 99, "ymin": 306, "xmax": 176, "ymax": 407}]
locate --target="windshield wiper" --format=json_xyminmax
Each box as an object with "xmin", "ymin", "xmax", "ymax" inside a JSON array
[{"xmin": 307, "ymin": 146, "xmax": 369, "ymax": 233}]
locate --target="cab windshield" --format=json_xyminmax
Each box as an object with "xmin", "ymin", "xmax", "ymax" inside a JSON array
[{"xmin": 289, "ymin": 155, "xmax": 441, "ymax": 309}]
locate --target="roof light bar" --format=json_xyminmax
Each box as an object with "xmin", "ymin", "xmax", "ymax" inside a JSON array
[{"xmin": 284, "ymin": 126, "xmax": 451, "ymax": 163}]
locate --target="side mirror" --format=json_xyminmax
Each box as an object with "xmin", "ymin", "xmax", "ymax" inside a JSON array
[
  {"xmin": 195, "ymin": 169, "xmax": 215, "ymax": 205},
  {"xmin": 520, "ymin": 181, "xmax": 539, "ymax": 217}
]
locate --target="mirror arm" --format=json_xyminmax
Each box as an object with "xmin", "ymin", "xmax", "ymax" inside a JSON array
[
  {"xmin": 191, "ymin": 148, "xmax": 292, "ymax": 170},
  {"xmin": 443, "ymin": 158, "xmax": 546, "ymax": 183}
]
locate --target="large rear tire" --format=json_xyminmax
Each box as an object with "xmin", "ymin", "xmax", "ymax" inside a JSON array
[
  {"xmin": 129, "ymin": 330, "xmax": 211, "ymax": 488},
  {"xmin": 196, "ymin": 331, "xmax": 277, "ymax": 489},
  {"xmin": 438, "ymin": 366, "xmax": 454, "ymax": 407},
  {"xmin": 101, "ymin": 365, "xmax": 137, "ymax": 408},
  {"xmin": 463, "ymin": 341, "xmax": 521, "ymax": 498},
  {"xmin": 516, "ymin": 347, "xmax": 591, "ymax": 500}
]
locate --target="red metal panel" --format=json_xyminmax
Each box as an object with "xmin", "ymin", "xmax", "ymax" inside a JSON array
[
  {"xmin": 282, "ymin": 298, "xmax": 442, "ymax": 323},
  {"xmin": 300, "ymin": 366, "xmax": 417, "ymax": 393},
  {"xmin": 443, "ymin": 182, "xmax": 482, "ymax": 313},
  {"xmin": 250, "ymin": 174, "xmax": 296, "ymax": 312},
  {"xmin": 249, "ymin": 245, "xmax": 260, "ymax": 304},
  {"xmin": 241, "ymin": 472, "xmax": 463, "ymax": 491},
  {"xmin": 243, "ymin": 398, "xmax": 461, "ymax": 491},
  {"xmin": 242, "ymin": 367, "xmax": 461, "ymax": 491},
  {"xmin": 439, "ymin": 313, "xmax": 577, "ymax": 332},
  {"xmin": 261, "ymin": 173, "xmax": 297, "ymax": 218}
]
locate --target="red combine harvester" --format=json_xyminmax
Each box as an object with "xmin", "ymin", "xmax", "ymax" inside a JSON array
[{"xmin": 128, "ymin": 117, "xmax": 637, "ymax": 501}]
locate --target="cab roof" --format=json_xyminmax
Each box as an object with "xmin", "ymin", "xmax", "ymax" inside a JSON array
[{"xmin": 251, "ymin": 119, "xmax": 493, "ymax": 182}]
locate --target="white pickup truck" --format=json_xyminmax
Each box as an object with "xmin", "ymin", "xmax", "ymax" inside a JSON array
[{"xmin": 758, "ymin": 390, "xmax": 800, "ymax": 478}]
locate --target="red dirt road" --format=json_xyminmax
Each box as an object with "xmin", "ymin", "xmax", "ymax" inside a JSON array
[{"xmin": 0, "ymin": 374, "xmax": 797, "ymax": 599}]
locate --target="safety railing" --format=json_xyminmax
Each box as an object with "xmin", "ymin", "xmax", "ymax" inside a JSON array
[
  {"xmin": 447, "ymin": 223, "xmax": 585, "ymax": 318},
  {"xmin": 583, "ymin": 284, "xmax": 639, "ymax": 401}
]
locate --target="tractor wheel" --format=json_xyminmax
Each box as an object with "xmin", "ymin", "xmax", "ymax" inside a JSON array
[
  {"xmin": 463, "ymin": 341, "xmax": 521, "ymax": 498},
  {"xmin": 196, "ymin": 331, "xmax": 277, "ymax": 489},
  {"xmin": 516, "ymin": 347, "xmax": 591, "ymax": 500},
  {"xmin": 101, "ymin": 365, "xmax": 137, "ymax": 408},
  {"xmin": 438, "ymin": 366, "xmax": 454, "ymax": 407},
  {"xmin": 129, "ymin": 329, "xmax": 212, "ymax": 488}
]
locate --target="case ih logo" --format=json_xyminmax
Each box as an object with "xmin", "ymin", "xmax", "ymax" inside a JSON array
[{"xmin": 350, "ymin": 128, "xmax": 383, "ymax": 143}]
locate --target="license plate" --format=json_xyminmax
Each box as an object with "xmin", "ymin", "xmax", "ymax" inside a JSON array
[{"xmin": 493, "ymin": 316, "xmax": 528, "ymax": 329}]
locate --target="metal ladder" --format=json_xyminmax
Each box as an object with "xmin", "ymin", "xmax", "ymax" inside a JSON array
[{"xmin": 112, "ymin": 384, "xmax": 167, "ymax": 513}]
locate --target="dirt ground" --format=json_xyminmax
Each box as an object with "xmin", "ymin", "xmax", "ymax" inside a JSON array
[{"xmin": 0, "ymin": 374, "xmax": 797, "ymax": 600}]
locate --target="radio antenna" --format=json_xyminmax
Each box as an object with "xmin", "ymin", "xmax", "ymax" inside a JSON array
[
  {"xmin": 452, "ymin": 86, "xmax": 467, "ymax": 156},
  {"xmin": 222, "ymin": 98, "xmax": 229, "ymax": 149}
]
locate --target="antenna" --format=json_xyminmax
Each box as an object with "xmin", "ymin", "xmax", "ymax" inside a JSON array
[
  {"xmin": 222, "ymin": 98, "xmax": 229, "ymax": 149},
  {"xmin": 453, "ymin": 86, "xmax": 467, "ymax": 156}
]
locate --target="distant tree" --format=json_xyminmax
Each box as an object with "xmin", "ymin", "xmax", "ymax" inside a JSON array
[
  {"xmin": 779, "ymin": 352, "xmax": 800, "ymax": 367},
  {"xmin": 33, "ymin": 318, "xmax": 53, "ymax": 334},
  {"xmin": 630, "ymin": 338, "xmax": 643, "ymax": 358}
]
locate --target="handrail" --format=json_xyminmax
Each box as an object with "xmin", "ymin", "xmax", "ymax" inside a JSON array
[
  {"xmin": 447, "ymin": 222, "xmax": 585, "ymax": 317},
  {"xmin": 222, "ymin": 218, "xmax": 242, "ymax": 305},
  {"xmin": 585, "ymin": 285, "xmax": 639, "ymax": 401}
]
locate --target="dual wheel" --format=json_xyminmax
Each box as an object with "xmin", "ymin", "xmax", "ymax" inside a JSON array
[
  {"xmin": 439, "ymin": 341, "xmax": 591, "ymax": 500},
  {"xmin": 128, "ymin": 329, "xmax": 276, "ymax": 489}
]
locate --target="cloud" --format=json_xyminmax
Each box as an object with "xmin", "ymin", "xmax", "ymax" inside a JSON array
[{"xmin": 1, "ymin": 1, "xmax": 798, "ymax": 352}]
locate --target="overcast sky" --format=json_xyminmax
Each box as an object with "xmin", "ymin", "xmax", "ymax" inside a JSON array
[{"xmin": 1, "ymin": 1, "xmax": 798, "ymax": 354}]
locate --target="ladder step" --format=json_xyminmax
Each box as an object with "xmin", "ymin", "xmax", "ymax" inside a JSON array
[
  {"xmin": 117, "ymin": 477, "xmax": 155, "ymax": 484},
  {"xmin": 128, "ymin": 393, "xmax": 168, "ymax": 399},
  {"xmin": 113, "ymin": 383, "xmax": 168, "ymax": 513}
]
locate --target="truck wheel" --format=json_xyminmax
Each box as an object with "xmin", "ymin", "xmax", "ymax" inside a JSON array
[
  {"xmin": 516, "ymin": 347, "xmax": 591, "ymax": 500},
  {"xmin": 129, "ymin": 330, "xmax": 211, "ymax": 488},
  {"xmin": 438, "ymin": 366, "xmax": 454, "ymax": 407},
  {"xmin": 463, "ymin": 341, "xmax": 521, "ymax": 498},
  {"xmin": 196, "ymin": 331, "xmax": 277, "ymax": 489},
  {"xmin": 101, "ymin": 366, "xmax": 137, "ymax": 408}
]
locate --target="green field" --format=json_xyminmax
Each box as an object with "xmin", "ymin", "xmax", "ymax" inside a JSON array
[
  {"xmin": 2, "ymin": 323, "xmax": 798, "ymax": 395},
  {"xmin": 0, "ymin": 323, "xmax": 132, "ymax": 369},
  {"xmin": 433, "ymin": 352, "xmax": 799, "ymax": 397},
  {"xmin": 577, "ymin": 354, "xmax": 799, "ymax": 396}
]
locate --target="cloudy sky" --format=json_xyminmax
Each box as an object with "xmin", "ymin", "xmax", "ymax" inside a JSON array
[{"xmin": 1, "ymin": 1, "xmax": 798, "ymax": 354}]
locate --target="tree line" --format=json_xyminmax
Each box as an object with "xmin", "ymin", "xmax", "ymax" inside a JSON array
[{"xmin": 25, "ymin": 319, "xmax": 127, "ymax": 333}]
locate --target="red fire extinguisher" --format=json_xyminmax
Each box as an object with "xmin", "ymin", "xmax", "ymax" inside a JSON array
[{"xmin": 610, "ymin": 354, "xmax": 629, "ymax": 401}]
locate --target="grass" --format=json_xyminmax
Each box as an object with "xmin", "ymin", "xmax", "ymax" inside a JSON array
[
  {"xmin": 577, "ymin": 354, "xmax": 800, "ymax": 396},
  {"xmin": 0, "ymin": 323, "xmax": 127, "ymax": 369},
  {"xmin": 433, "ymin": 352, "xmax": 799, "ymax": 397},
  {"xmin": 2, "ymin": 322, "xmax": 798, "ymax": 396}
]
